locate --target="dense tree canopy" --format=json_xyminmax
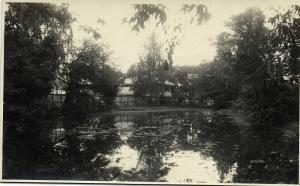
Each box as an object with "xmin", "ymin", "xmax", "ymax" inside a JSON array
[
  {"xmin": 4, "ymin": 3, "xmax": 74, "ymax": 178},
  {"xmin": 4, "ymin": 3, "xmax": 73, "ymax": 102},
  {"xmin": 212, "ymin": 7, "xmax": 299, "ymax": 125},
  {"xmin": 269, "ymin": 5, "xmax": 300, "ymax": 84},
  {"xmin": 3, "ymin": 3, "xmax": 121, "ymax": 178},
  {"xmin": 63, "ymin": 40, "xmax": 121, "ymax": 123}
]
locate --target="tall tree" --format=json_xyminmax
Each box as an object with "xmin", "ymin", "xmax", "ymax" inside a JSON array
[
  {"xmin": 214, "ymin": 7, "xmax": 299, "ymax": 125},
  {"xmin": 4, "ymin": 3, "xmax": 74, "ymax": 178},
  {"xmin": 127, "ymin": 33, "xmax": 173, "ymax": 99},
  {"xmin": 4, "ymin": 3, "xmax": 73, "ymax": 101}
]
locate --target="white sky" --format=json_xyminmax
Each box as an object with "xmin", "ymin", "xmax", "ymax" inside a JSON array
[{"xmin": 4, "ymin": 0, "xmax": 298, "ymax": 72}]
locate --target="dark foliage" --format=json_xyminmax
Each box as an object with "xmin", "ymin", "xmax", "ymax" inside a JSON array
[
  {"xmin": 62, "ymin": 40, "xmax": 121, "ymax": 126},
  {"xmin": 3, "ymin": 3, "xmax": 73, "ymax": 178}
]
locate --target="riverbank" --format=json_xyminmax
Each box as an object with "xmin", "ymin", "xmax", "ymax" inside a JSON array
[
  {"xmin": 98, "ymin": 107, "xmax": 252, "ymax": 128},
  {"xmin": 95, "ymin": 107, "xmax": 298, "ymax": 138},
  {"xmin": 216, "ymin": 109, "xmax": 298, "ymax": 138},
  {"xmin": 97, "ymin": 106, "xmax": 211, "ymax": 115}
]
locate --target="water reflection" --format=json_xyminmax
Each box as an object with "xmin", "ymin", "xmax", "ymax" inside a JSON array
[{"xmin": 47, "ymin": 109, "xmax": 298, "ymax": 183}]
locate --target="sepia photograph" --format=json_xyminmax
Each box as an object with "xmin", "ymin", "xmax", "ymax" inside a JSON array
[{"xmin": 1, "ymin": 0, "xmax": 299, "ymax": 184}]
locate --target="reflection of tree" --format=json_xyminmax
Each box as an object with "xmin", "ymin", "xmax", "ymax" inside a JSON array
[
  {"xmin": 124, "ymin": 110, "xmax": 243, "ymax": 182},
  {"xmin": 126, "ymin": 112, "xmax": 179, "ymax": 181},
  {"xmin": 48, "ymin": 110, "xmax": 299, "ymax": 183},
  {"xmin": 233, "ymin": 127, "xmax": 298, "ymax": 184},
  {"xmin": 50, "ymin": 115, "xmax": 123, "ymax": 180},
  {"xmin": 197, "ymin": 114, "xmax": 241, "ymax": 182},
  {"xmin": 176, "ymin": 111, "xmax": 299, "ymax": 184},
  {"xmin": 175, "ymin": 111, "xmax": 241, "ymax": 182}
]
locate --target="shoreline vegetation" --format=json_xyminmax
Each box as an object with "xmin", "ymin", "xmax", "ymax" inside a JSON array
[
  {"xmin": 106, "ymin": 106, "xmax": 211, "ymax": 113},
  {"xmin": 101, "ymin": 106, "xmax": 251, "ymax": 127}
]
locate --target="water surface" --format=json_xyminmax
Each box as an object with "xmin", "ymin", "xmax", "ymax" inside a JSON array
[{"xmin": 49, "ymin": 109, "xmax": 298, "ymax": 183}]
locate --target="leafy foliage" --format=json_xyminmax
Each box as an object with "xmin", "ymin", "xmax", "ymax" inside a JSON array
[
  {"xmin": 213, "ymin": 7, "xmax": 299, "ymax": 125},
  {"xmin": 181, "ymin": 4, "xmax": 210, "ymax": 25},
  {"xmin": 124, "ymin": 4, "xmax": 210, "ymax": 32},
  {"xmin": 4, "ymin": 3, "xmax": 73, "ymax": 101},
  {"xmin": 79, "ymin": 25, "xmax": 102, "ymax": 40},
  {"xmin": 124, "ymin": 4, "xmax": 167, "ymax": 32},
  {"xmin": 269, "ymin": 5, "xmax": 300, "ymax": 84},
  {"xmin": 63, "ymin": 40, "xmax": 121, "ymax": 124},
  {"xmin": 127, "ymin": 33, "xmax": 174, "ymax": 98},
  {"xmin": 3, "ymin": 3, "xmax": 74, "ymax": 178},
  {"xmin": 173, "ymin": 62, "xmax": 238, "ymax": 108},
  {"xmin": 124, "ymin": 4, "xmax": 210, "ymax": 65}
]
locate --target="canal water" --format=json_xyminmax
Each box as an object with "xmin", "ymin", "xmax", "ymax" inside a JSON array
[{"xmin": 49, "ymin": 109, "xmax": 298, "ymax": 183}]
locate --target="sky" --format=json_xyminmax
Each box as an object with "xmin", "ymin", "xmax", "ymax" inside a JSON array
[{"xmin": 4, "ymin": 0, "xmax": 297, "ymax": 72}]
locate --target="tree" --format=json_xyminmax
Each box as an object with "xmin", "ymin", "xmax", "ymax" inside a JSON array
[
  {"xmin": 63, "ymin": 40, "xmax": 121, "ymax": 124},
  {"xmin": 173, "ymin": 61, "xmax": 238, "ymax": 108},
  {"xmin": 173, "ymin": 65, "xmax": 207, "ymax": 104},
  {"xmin": 4, "ymin": 3, "xmax": 74, "ymax": 178},
  {"xmin": 125, "ymin": 4, "xmax": 210, "ymax": 32},
  {"xmin": 269, "ymin": 5, "xmax": 300, "ymax": 84},
  {"xmin": 214, "ymin": 7, "xmax": 299, "ymax": 125},
  {"xmin": 225, "ymin": 8, "xmax": 271, "ymax": 81},
  {"xmin": 127, "ymin": 33, "xmax": 174, "ymax": 100},
  {"xmin": 124, "ymin": 4, "xmax": 210, "ymax": 64},
  {"xmin": 4, "ymin": 3, "xmax": 73, "ymax": 102}
]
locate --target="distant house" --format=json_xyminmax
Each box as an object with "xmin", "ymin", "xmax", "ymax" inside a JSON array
[
  {"xmin": 187, "ymin": 73, "xmax": 200, "ymax": 80},
  {"xmin": 158, "ymin": 80, "xmax": 176, "ymax": 105},
  {"xmin": 114, "ymin": 78, "xmax": 136, "ymax": 107},
  {"xmin": 48, "ymin": 75, "xmax": 66, "ymax": 107},
  {"xmin": 163, "ymin": 80, "xmax": 174, "ymax": 97},
  {"xmin": 114, "ymin": 78, "xmax": 177, "ymax": 107},
  {"xmin": 203, "ymin": 97, "xmax": 214, "ymax": 107}
]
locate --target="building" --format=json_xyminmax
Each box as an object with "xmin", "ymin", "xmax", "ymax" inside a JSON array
[
  {"xmin": 114, "ymin": 78, "xmax": 177, "ymax": 107},
  {"xmin": 48, "ymin": 75, "xmax": 66, "ymax": 107},
  {"xmin": 159, "ymin": 80, "xmax": 176, "ymax": 105},
  {"xmin": 114, "ymin": 78, "xmax": 136, "ymax": 107}
]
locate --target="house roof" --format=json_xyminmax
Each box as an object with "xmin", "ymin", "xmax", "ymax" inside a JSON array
[
  {"xmin": 51, "ymin": 89, "xmax": 66, "ymax": 94},
  {"xmin": 164, "ymin": 80, "xmax": 174, "ymax": 86},
  {"xmin": 124, "ymin": 78, "xmax": 133, "ymax": 85},
  {"xmin": 163, "ymin": 90, "xmax": 172, "ymax": 97},
  {"xmin": 118, "ymin": 87, "xmax": 134, "ymax": 96}
]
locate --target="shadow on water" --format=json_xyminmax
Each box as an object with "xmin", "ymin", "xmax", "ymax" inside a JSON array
[{"xmin": 12, "ymin": 109, "xmax": 298, "ymax": 183}]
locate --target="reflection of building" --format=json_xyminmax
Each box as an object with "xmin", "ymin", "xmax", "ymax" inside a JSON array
[
  {"xmin": 48, "ymin": 76, "xmax": 66, "ymax": 107},
  {"xmin": 50, "ymin": 128, "xmax": 65, "ymax": 142},
  {"xmin": 114, "ymin": 78, "xmax": 136, "ymax": 106}
]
